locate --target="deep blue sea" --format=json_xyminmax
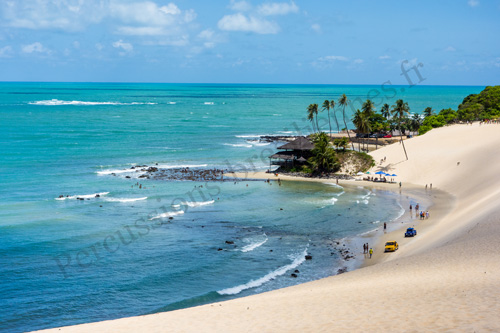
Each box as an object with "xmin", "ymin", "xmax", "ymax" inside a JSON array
[{"xmin": 0, "ymin": 83, "xmax": 483, "ymax": 332}]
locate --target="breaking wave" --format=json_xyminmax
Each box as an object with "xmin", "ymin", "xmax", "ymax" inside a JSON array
[
  {"xmin": 55, "ymin": 192, "xmax": 109, "ymax": 200},
  {"xmin": 217, "ymin": 246, "xmax": 308, "ymax": 295},
  {"xmin": 30, "ymin": 99, "xmax": 157, "ymax": 106}
]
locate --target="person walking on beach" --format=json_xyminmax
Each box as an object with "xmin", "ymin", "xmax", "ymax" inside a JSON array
[
  {"xmin": 369, "ymin": 248, "xmax": 373, "ymax": 258},
  {"xmin": 363, "ymin": 243, "xmax": 366, "ymax": 254},
  {"xmin": 409, "ymin": 204, "xmax": 412, "ymax": 211},
  {"xmin": 384, "ymin": 222, "xmax": 387, "ymax": 231}
]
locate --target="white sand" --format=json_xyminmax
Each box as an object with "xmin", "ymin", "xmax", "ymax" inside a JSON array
[{"xmin": 38, "ymin": 123, "xmax": 500, "ymax": 332}]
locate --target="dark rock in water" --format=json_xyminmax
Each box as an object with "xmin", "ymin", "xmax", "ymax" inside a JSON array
[
  {"xmin": 294, "ymin": 269, "xmax": 300, "ymax": 273},
  {"xmin": 138, "ymin": 174, "xmax": 148, "ymax": 178},
  {"xmin": 217, "ymin": 248, "xmax": 223, "ymax": 251},
  {"xmin": 201, "ymin": 225, "xmax": 204, "ymax": 228},
  {"xmin": 269, "ymin": 249, "xmax": 273, "ymax": 252},
  {"xmin": 95, "ymin": 194, "xmax": 100, "ymax": 198},
  {"xmin": 59, "ymin": 195, "xmax": 64, "ymax": 198},
  {"xmin": 337, "ymin": 267, "xmax": 347, "ymax": 274},
  {"xmin": 291, "ymin": 273, "xmax": 298, "ymax": 278},
  {"xmin": 131, "ymin": 166, "xmax": 135, "ymax": 169},
  {"xmin": 79, "ymin": 198, "xmax": 84, "ymax": 201},
  {"xmin": 111, "ymin": 173, "xmax": 116, "ymax": 176},
  {"xmin": 225, "ymin": 240, "xmax": 234, "ymax": 245},
  {"xmin": 279, "ymin": 208, "xmax": 283, "ymax": 210},
  {"xmin": 100, "ymin": 205, "xmax": 102, "ymax": 207},
  {"xmin": 168, "ymin": 217, "xmax": 174, "ymax": 220},
  {"xmin": 146, "ymin": 167, "xmax": 158, "ymax": 172},
  {"xmin": 125, "ymin": 176, "xmax": 131, "ymax": 179},
  {"xmin": 305, "ymin": 255, "xmax": 312, "ymax": 260}
]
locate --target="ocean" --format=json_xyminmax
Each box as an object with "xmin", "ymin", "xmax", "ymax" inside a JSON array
[{"xmin": 0, "ymin": 83, "xmax": 483, "ymax": 332}]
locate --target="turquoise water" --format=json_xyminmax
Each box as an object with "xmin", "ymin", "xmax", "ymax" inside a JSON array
[{"xmin": 0, "ymin": 83, "xmax": 482, "ymax": 332}]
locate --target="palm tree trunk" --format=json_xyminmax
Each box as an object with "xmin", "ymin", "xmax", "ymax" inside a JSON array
[
  {"xmin": 343, "ymin": 108, "xmax": 355, "ymax": 150},
  {"xmin": 399, "ymin": 123, "xmax": 408, "ymax": 160},
  {"xmin": 315, "ymin": 116, "xmax": 319, "ymax": 133},
  {"xmin": 327, "ymin": 110, "xmax": 332, "ymax": 137},
  {"xmin": 333, "ymin": 112, "xmax": 340, "ymax": 133}
]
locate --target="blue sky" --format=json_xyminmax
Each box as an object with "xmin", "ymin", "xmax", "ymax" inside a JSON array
[{"xmin": 0, "ymin": 0, "xmax": 499, "ymax": 85}]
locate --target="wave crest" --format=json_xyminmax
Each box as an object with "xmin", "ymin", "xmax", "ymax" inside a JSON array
[
  {"xmin": 30, "ymin": 99, "xmax": 157, "ymax": 106},
  {"xmin": 217, "ymin": 246, "xmax": 308, "ymax": 295}
]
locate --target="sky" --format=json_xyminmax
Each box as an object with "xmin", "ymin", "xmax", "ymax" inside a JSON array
[{"xmin": 0, "ymin": 0, "xmax": 499, "ymax": 85}]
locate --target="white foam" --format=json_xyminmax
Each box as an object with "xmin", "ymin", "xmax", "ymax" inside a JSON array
[
  {"xmin": 149, "ymin": 210, "xmax": 185, "ymax": 220},
  {"xmin": 223, "ymin": 143, "xmax": 253, "ymax": 148},
  {"xmin": 167, "ymin": 102, "xmax": 176, "ymax": 104},
  {"xmin": 55, "ymin": 192, "xmax": 109, "ymax": 200},
  {"xmin": 235, "ymin": 134, "xmax": 263, "ymax": 138},
  {"xmin": 155, "ymin": 163, "xmax": 209, "ymax": 169},
  {"xmin": 217, "ymin": 246, "xmax": 308, "ymax": 295},
  {"xmin": 252, "ymin": 142, "xmax": 271, "ymax": 146},
  {"xmin": 241, "ymin": 234, "xmax": 268, "ymax": 253},
  {"xmin": 104, "ymin": 197, "xmax": 147, "ymax": 203},
  {"xmin": 30, "ymin": 99, "xmax": 157, "ymax": 106},
  {"xmin": 181, "ymin": 200, "xmax": 214, "ymax": 207},
  {"xmin": 204, "ymin": 102, "xmax": 214, "ymax": 105},
  {"xmin": 97, "ymin": 168, "xmax": 139, "ymax": 175}
]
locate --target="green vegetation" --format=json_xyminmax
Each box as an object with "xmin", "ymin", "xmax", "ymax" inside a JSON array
[
  {"xmin": 457, "ymin": 86, "xmax": 500, "ymax": 121},
  {"xmin": 308, "ymin": 132, "xmax": 340, "ymax": 173}
]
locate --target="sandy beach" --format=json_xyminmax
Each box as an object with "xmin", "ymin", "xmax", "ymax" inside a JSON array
[{"xmin": 38, "ymin": 123, "xmax": 500, "ymax": 332}]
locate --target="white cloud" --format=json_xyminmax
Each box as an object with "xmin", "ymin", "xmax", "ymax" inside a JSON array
[
  {"xmin": 22, "ymin": 42, "xmax": 50, "ymax": 54},
  {"xmin": 1, "ymin": 1, "xmax": 198, "ymax": 43},
  {"xmin": 445, "ymin": 46, "xmax": 456, "ymax": 52},
  {"xmin": 319, "ymin": 55, "xmax": 349, "ymax": 62},
  {"xmin": 311, "ymin": 23, "xmax": 321, "ymax": 33},
  {"xmin": 229, "ymin": 0, "xmax": 252, "ymax": 12},
  {"xmin": 95, "ymin": 43, "xmax": 104, "ymax": 51},
  {"xmin": 112, "ymin": 40, "xmax": 133, "ymax": 54},
  {"xmin": 218, "ymin": 13, "xmax": 279, "ymax": 34},
  {"xmin": 468, "ymin": 0, "xmax": 479, "ymax": 7},
  {"xmin": 198, "ymin": 29, "xmax": 221, "ymax": 48},
  {"xmin": 0, "ymin": 0, "xmax": 106, "ymax": 31},
  {"xmin": 110, "ymin": 2, "xmax": 197, "ymax": 37},
  {"xmin": 258, "ymin": 1, "xmax": 299, "ymax": 16},
  {"xmin": 353, "ymin": 59, "xmax": 364, "ymax": 64},
  {"xmin": 379, "ymin": 55, "xmax": 391, "ymax": 60},
  {"xmin": 0, "ymin": 45, "xmax": 13, "ymax": 57}
]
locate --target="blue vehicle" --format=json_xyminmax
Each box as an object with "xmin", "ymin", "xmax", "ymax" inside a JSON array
[{"xmin": 405, "ymin": 227, "xmax": 417, "ymax": 237}]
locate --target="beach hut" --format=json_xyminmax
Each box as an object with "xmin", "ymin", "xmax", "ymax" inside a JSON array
[{"xmin": 269, "ymin": 136, "xmax": 314, "ymax": 168}]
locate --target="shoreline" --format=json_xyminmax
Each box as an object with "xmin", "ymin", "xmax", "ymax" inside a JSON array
[
  {"xmin": 36, "ymin": 123, "xmax": 500, "ymax": 332},
  {"xmin": 227, "ymin": 171, "xmax": 455, "ymax": 270}
]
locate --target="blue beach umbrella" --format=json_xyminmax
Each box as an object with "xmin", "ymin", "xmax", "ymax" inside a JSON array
[
  {"xmin": 375, "ymin": 171, "xmax": 385, "ymax": 175},
  {"xmin": 391, "ymin": 174, "xmax": 397, "ymax": 177}
]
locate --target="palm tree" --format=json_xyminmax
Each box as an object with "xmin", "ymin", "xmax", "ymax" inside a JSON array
[
  {"xmin": 423, "ymin": 107, "xmax": 434, "ymax": 118},
  {"xmin": 309, "ymin": 132, "xmax": 339, "ymax": 173},
  {"xmin": 381, "ymin": 103, "xmax": 391, "ymax": 120},
  {"xmin": 352, "ymin": 109, "xmax": 371, "ymax": 152},
  {"xmin": 307, "ymin": 104, "xmax": 318, "ymax": 133},
  {"xmin": 361, "ymin": 99, "xmax": 375, "ymax": 118},
  {"xmin": 411, "ymin": 113, "xmax": 422, "ymax": 132},
  {"xmin": 322, "ymin": 100, "xmax": 333, "ymax": 137},
  {"xmin": 391, "ymin": 99, "xmax": 410, "ymax": 160},
  {"xmin": 338, "ymin": 94, "xmax": 355, "ymax": 150},
  {"xmin": 330, "ymin": 100, "xmax": 340, "ymax": 134}
]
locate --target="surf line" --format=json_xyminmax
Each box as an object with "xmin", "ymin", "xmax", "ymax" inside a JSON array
[{"xmin": 53, "ymin": 182, "xmax": 221, "ymax": 279}]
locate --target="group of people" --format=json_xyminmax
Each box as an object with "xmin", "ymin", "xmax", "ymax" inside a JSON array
[
  {"xmin": 363, "ymin": 243, "xmax": 373, "ymax": 258},
  {"xmin": 410, "ymin": 203, "xmax": 430, "ymax": 220}
]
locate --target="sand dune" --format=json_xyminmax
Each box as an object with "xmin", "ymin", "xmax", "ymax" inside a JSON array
[{"xmin": 38, "ymin": 123, "xmax": 500, "ymax": 332}]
